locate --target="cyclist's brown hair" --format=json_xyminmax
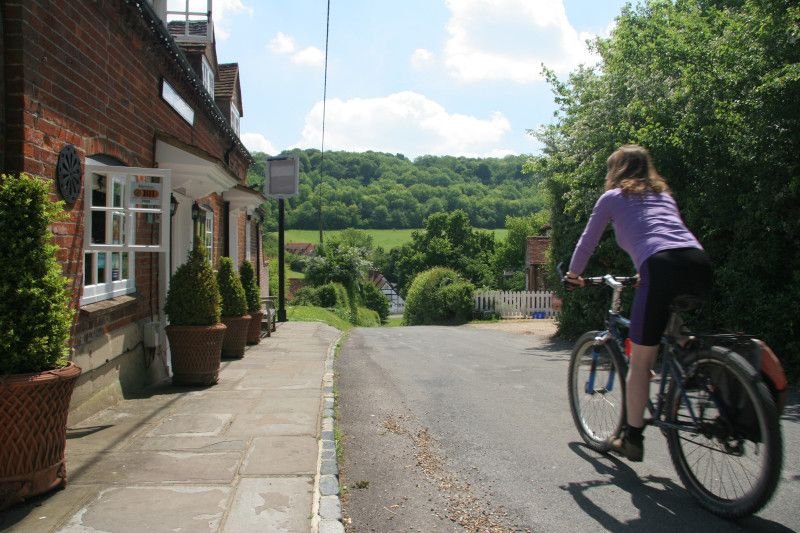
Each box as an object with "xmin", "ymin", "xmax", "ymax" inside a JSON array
[{"xmin": 605, "ymin": 144, "xmax": 670, "ymax": 194}]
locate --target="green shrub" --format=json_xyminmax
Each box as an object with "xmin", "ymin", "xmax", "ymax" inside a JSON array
[
  {"xmin": 239, "ymin": 260, "xmax": 261, "ymax": 314},
  {"xmin": 332, "ymin": 283, "xmax": 350, "ymax": 310},
  {"xmin": 316, "ymin": 284, "xmax": 338, "ymax": 308},
  {"xmin": 403, "ymin": 267, "xmax": 475, "ymax": 325},
  {"xmin": 291, "ymin": 286, "xmax": 320, "ymax": 306},
  {"xmin": 361, "ymin": 282, "xmax": 389, "ymax": 323},
  {"xmin": 217, "ymin": 257, "xmax": 247, "ymax": 317},
  {"xmin": 356, "ymin": 307, "xmax": 381, "ymax": 327},
  {"xmin": 0, "ymin": 174, "xmax": 74, "ymax": 373},
  {"xmin": 165, "ymin": 240, "xmax": 221, "ymax": 326}
]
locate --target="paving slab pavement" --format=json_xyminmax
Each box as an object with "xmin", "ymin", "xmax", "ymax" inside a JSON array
[{"xmin": 0, "ymin": 321, "xmax": 343, "ymax": 533}]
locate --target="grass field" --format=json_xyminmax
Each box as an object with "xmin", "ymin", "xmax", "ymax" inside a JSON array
[{"xmin": 273, "ymin": 228, "xmax": 509, "ymax": 251}]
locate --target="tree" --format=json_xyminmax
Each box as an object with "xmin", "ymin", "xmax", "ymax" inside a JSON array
[
  {"xmin": 533, "ymin": 0, "xmax": 800, "ymax": 375},
  {"xmin": 384, "ymin": 210, "xmax": 495, "ymax": 296}
]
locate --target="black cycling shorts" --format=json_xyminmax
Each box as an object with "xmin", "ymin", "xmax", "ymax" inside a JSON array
[{"xmin": 629, "ymin": 247, "xmax": 712, "ymax": 346}]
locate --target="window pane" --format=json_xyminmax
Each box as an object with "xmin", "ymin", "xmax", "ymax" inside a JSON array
[
  {"xmin": 188, "ymin": 0, "xmax": 206, "ymax": 12},
  {"xmin": 112, "ymin": 176, "xmax": 125, "ymax": 207},
  {"xmin": 91, "ymin": 212, "xmax": 106, "ymax": 244},
  {"xmin": 129, "ymin": 175, "xmax": 164, "ymax": 209},
  {"xmin": 112, "ymin": 212, "xmax": 125, "ymax": 244},
  {"xmin": 133, "ymin": 212, "xmax": 163, "ymax": 246},
  {"xmin": 121, "ymin": 252, "xmax": 129, "ymax": 279},
  {"xmin": 97, "ymin": 252, "xmax": 107, "ymax": 282},
  {"xmin": 84, "ymin": 253, "xmax": 93, "ymax": 285},
  {"xmin": 111, "ymin": 253, "xmax": 121, "ymax": 281},
  {"xmin": 91, "ymin": 174, "xmax": 107, "ymax": 206}
]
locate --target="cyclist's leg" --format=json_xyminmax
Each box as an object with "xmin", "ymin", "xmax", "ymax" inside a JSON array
[
  {"xmin": 627, "ymin": 255, "xmax": 671, "ymax": 428},
  {"xmin": 626, "ymin": 342, "xmax": 657, "ymax": 428}
]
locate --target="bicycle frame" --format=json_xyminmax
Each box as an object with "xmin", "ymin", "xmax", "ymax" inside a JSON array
[{"xmin": 585, "ymin": 274, "xmax": 713, "ymax": 436}]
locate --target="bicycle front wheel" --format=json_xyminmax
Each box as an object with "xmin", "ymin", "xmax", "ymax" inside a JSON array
[
  {"xmin": 568, "ymin": 331, "xmax": 627, "ymax": 451},
  {"xmin": 665, "ymin": 346, "xmax": 783, "ymax": 519}
]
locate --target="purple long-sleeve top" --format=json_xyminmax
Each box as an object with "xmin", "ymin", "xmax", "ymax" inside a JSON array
[{"xmin": 569, "ymin": 188, "xmax": 702, "ymax": 275}]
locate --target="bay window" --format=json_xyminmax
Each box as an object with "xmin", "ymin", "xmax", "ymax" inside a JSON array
[{"xmin": 82, "ymin": 166, "xmax": 171, "ymax": 305}]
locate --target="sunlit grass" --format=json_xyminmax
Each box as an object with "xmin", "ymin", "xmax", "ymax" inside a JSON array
[
  {"xmin": 273, "ymin": 228, "xmax": 508, "ymax": 251},
  {"xmin": 286, "ymin": 306, "xmax": 352, "ymax": 331}
]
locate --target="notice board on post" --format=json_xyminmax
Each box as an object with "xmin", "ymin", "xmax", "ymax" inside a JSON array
[{"xmin": 265, "ymin": 156, "xmax": 299, "ymax": 198}]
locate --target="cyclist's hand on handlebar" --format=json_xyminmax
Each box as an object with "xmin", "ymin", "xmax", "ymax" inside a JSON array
[{"xmin": 563, "ymin": 272, "xmax": 585, "ymax": 292}]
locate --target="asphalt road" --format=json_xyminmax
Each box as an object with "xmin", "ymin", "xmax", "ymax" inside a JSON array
[{"xmin": 336, "ymin": 324, "xmax": 800, "ymax": 532}]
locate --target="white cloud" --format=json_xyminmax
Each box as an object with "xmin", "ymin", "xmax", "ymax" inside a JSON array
[
  {"xmin": 296, "ymin": 91, "xmax": 513, "ymax": 158},
  {"xmin": 212, "ymin": 0, "xmax": 252, "ymax": 41},
  {"xmin": 443, "ymin": 0, "xmax": 598, "ymax": 83},
  {"xmin": 268, "ymin": 32, "xmax": 324, "ymax": 69},
  {"xmin": 268, "ymin": 32, "xmax": 296, "ymax": 54},
  {"xmin": 410, "ymin": 48, "xmax": 435, "ymax": 69},
  {"xmin": 241, "ymin": 132, "xmax": 278, "ymax": 155},
  {"xmin": 292, "ymin": 46, "xmax": 325, "ymax": 68}
]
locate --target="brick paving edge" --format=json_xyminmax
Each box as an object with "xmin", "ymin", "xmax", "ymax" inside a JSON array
[{"xmin": 312, "ymin": 330, "xmax": 345, "ymax": 533}]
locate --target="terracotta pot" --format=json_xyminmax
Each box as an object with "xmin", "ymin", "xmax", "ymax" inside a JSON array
[
  {"xmin": 220, "ymin": 315, "xmax": 251, "ymax": 359},
  {"xmin": 246, "ymin": 311, "xmax": 264, "ymax": 345},
  {"xmin": 166, "ymin": 323, "xmax": 226, "ymax": 386},
  {"xmin": 0, "ymin": 361, "xmax": 81, "ymax": 510}
]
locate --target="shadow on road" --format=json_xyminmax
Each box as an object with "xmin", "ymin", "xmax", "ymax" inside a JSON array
[{"xmin": 561, "ymin": 442, "xmax": 793, "ymax": 533}]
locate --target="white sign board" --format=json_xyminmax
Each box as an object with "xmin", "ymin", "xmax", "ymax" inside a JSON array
[{"xmin": 265, "ymin": 156, "xmax": 299, "ymax": 198}]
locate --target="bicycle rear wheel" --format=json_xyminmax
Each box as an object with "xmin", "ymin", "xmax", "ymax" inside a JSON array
[
  {"xmin": 665, "ymin": 346, "xmax": 783, "ymax": 519},
  {"xmin": 568, "ymin": 331, "xmax": 627, "ymax": 451}
]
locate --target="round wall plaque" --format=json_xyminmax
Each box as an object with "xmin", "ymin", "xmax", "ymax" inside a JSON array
[{"xmin": 56, "ymin": 144, "xmax": 82, "ymax": 205}]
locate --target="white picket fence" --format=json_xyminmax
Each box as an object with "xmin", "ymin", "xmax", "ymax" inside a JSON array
[{"xmin": 474, "ymin": 290, "xmax": 556, "ymax": 319}]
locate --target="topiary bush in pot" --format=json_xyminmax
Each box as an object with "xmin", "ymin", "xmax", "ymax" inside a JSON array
[
  {"xmin": 0, "ymin": 173, "xmax": 81, "ymax": 509},
  {"xmin": 164, "ymin": 240, "xmax": 226, "ymax": 385},
  {"xmin": 217, "ymin": 257, "xmax": 250, "ymax": 358},
  {"xmin": 239, "ymin": 260, "xmax": 263, "ymax": 345}
]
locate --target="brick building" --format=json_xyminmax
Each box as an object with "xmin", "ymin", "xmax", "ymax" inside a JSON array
[
  {"xmin": 1, "ymin": 0, "xmax": 266, "ymax": 420},
  {"xmin": 525, "ymin": 236, "xmax": 550, "ymax": 291}
]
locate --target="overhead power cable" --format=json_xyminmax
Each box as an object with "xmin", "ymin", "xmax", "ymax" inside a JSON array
[{"xmin": 318, "ymin": 0, "xmax": 331, "ymax": 246}]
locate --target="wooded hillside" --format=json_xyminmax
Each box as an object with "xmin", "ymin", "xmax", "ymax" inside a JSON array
[{"xmin": 248, "ymin": 150, "xmax": 546, "ymax": 231}]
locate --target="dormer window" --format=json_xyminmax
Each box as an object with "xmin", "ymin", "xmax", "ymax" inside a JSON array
[
  {"xmin": 202, "ymin": 55, "xmax": 215, "ymax": 98},
  {"xmin": 230, "ymin": 102, "xmax": 240, "ymax": 136},
  {"xmin": 149, "ymin": 0, "xmax": 213, "ymax": 43}
]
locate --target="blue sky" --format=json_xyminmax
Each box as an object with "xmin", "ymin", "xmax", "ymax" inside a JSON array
[{"xmin": 212, "ymin": 0, "xmax": 630, "ymax": 159}]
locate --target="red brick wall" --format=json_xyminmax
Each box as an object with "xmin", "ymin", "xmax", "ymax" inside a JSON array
[{"xmin": 2, "ymin": 0, "xmax": 250, "ymax": 350}]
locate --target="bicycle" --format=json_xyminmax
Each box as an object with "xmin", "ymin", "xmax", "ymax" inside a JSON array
[{"xmin": 564, "ymin": 271, "xmax": 783, "ymax": 519}]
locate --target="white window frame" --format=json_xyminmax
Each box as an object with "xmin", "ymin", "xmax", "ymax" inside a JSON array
[
  {"xmin": 164, "ymin": 0, "xmax": 213, "ymax": 42},
  {"xmin": 82, "ymin": 165, "xmax": 171, "ymax": 305},
  {"xmin": 245, "ymin": 214, "xmax": 252, "ymax": 261},
  {"xmin": 230, "ymin": 101, "xmax": 240, "ymax": 136},
  {"xmin": 193, "ymin": 204, "xmax": 215, "ymax": 264},
  {"xmin": 202, "ymin": 55, "xmax": 215, "ymax": 99}
]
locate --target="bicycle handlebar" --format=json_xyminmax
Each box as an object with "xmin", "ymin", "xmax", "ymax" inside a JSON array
[{"xmin": 557, "ymin": 262, "xmax": 637, "ymax": 291}]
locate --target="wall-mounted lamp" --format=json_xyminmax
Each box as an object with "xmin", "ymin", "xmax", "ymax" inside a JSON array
[
  {"xmin": 191, "ymin": 201, "xmax": 200, "ymax": 221},
  {"xmin": 247, "ymin": 213, "xmax": 252, "ymax": 221},
  {"xmin": 170, "ymin": 194, "xmax": 179, "ymax": 217}
]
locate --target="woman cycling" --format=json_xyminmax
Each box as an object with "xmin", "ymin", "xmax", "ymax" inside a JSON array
[{"xmin": 564, "ymin": 144, "xmax": 712, "ymax": 461}]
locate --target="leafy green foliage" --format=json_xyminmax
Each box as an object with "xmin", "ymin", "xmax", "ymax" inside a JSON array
[
  {"xmin": 403, "ymin": 267, "xmax": 475, "ymax": 325},
  {"xmin": 356, "ymin": 307, "xmax": 381, "ymax": 327},
  {"xmin": 287, "ymin": 305, "xmax": 353, "ymax": 332},
  {"xmin": 165, "ymin": 241, "xmax": 221, "ymax": 326},
  {"xmin": 217, "ymin": 257, "xmax": 247, "ymax": 317},
  {"xmin": 249, "ymin": 149, "xmax": 546, "ymax": 231},
  {"xmin": 0, "ymin": 174, "xmax": 73, "ymax": 373},
  {"xmin": 361, "ymin": 282, "xmax": 390, "ymax": 324},
  {"xmin": 492, "ymin": 212, "xmax": 550, "ymax": 290},
  {"xmin": 238, "ymin": 260, "xmax": 261, "ymax": 314},
  {"xmin": 534, "ymin": 0, "xmax": 800, "ymax": 376},
  {"xmin": 385, "ymin": 210, "xmax": 495, "ymax": 296}
]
